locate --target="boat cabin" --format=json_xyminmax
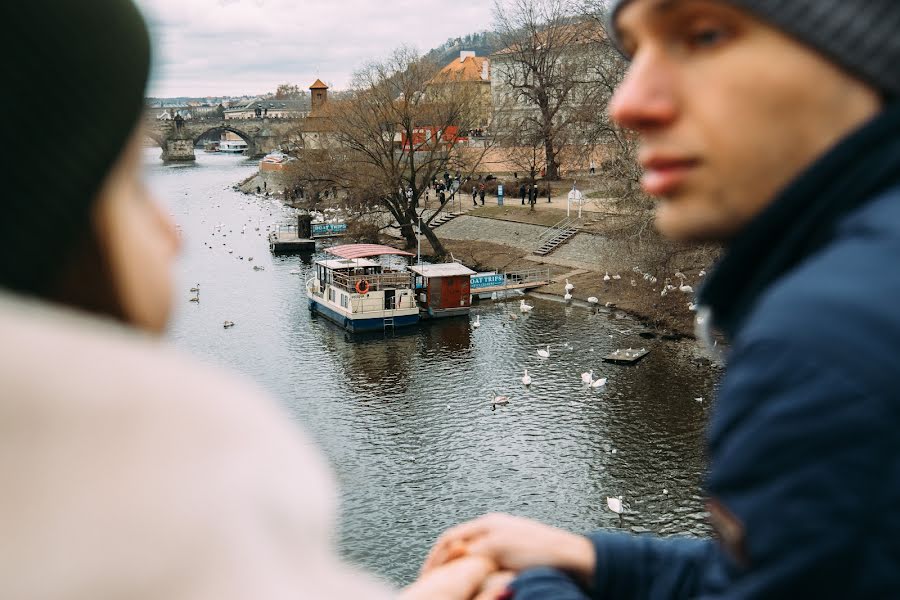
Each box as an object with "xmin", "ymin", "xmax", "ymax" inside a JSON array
[{"xmin": 409, "ymin": 263, "xmax": 476, "ymax": 319}]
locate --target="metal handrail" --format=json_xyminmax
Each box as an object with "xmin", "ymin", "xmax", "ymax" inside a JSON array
[
  {"xmin": 503, "ymin": 267, "xmax": 551, "ymax": 286},
  {"xmin": 534, "ymin": 216, "xmax": 577, "ymax": 247},
  {"xmin": 331, "ymin": 271, "xmax": 412, "ymax": 293}
]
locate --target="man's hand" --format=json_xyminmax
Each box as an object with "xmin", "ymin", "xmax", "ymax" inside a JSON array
[
  {"xmin": 421, "ymin": 514, "xmax": 595, "ymax": 584},
  {"xmin": 400, "ymin": 556, "xmax": 498, "ymax": 600}
]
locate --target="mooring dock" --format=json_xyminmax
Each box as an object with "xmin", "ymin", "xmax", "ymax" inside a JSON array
[
  {"xmin": 268, "ymin": 225, "xmax": 316, "ymax": 253},
  {"xmin": 470, "ymin": 267, "xmax": 552, "ymax": 295},
  {"xmin": 603, "ymin": 348, "xmax": 650, "ymax": 365}
]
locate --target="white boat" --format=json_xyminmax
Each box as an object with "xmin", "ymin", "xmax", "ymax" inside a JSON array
[
  {"xmin": 259, "ymin": 151, "xmax": 295, "ymax": 172},
  {"xmin": 219, "ymin": 139, "xmax": 248, "ymax": 153},
  {"xmin": 260, "ymin": 151, "xmax": 293, "ymax": 164},
  {"xmin": 306, "ymin": 244, "xmax": 420, "ymax": 333}
]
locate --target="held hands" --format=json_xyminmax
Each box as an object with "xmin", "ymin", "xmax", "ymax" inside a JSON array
[
  {"xmin": 399, "ymin": 556, "xmax": 514, "ymax": 600},
  {"xmin": 420, "ymin": 513, "xmax": 596, "ymax": 586}
]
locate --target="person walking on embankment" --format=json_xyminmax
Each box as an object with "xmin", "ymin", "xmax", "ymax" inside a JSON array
[{"xmin": 422, "ymin": 0, "xmax": 900, "ymax": 597}]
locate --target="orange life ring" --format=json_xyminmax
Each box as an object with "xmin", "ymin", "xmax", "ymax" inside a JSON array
[{"xmin": 355, "ymin": 280, "xmax": 370, "ymax": 294}]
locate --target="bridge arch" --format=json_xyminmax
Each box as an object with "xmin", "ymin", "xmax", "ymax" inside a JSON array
[
  {"xmin": 143, "ymin": 131, "xmax": 166, "ymax": 150},
  {"xmin": 194, "ymin": 125, "xmax": 257, "ymax": 155}
]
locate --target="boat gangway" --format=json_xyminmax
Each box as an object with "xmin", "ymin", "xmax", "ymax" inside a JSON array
[{"xmin": 470, "ymin": 267, "xmax": 551, "ymax": 295}]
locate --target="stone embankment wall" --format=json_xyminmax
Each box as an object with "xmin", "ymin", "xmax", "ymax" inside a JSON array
[{"xmin": 237, "ymin": 170, "xmax": 289, "ymax": 195}]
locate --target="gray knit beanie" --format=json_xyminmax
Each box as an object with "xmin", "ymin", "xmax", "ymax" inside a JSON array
[{"xmin": 607, "ymin": 0, "xmax": 900, "ymax": 99}]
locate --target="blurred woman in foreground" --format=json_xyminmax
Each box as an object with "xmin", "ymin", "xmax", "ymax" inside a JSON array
[{"xmin": 0, "ymin": 1, "xmax": 496, "ymax": 597}]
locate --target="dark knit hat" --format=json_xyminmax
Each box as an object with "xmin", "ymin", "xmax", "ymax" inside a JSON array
[
  {"xmin": 1, "ymin": 0, "xmax": 151, "ymax": 296},
  {"xmin": 607, "ymin": 0, "xmax": 900, "ymax": 99}
]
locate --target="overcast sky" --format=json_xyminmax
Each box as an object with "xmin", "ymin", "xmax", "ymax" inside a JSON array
[{"xmin": 135, "ymin": 0, "xmax": 495, "ymax": 98}]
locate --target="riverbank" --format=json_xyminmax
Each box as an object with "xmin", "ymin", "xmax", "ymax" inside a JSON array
[
  {"xmin": 407, "ymin": 196, "xmax": 717, "ymax": 337},
  {"xmin": 236, "ymin": 171, "xmax": 716, "ymax": 336}
]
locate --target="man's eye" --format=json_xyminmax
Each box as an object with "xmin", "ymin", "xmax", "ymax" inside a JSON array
[{"xmin": 687, "ymin": 26, "xmax": 730, "ymax": 49}]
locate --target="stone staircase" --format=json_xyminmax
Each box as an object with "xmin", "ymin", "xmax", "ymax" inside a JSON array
[
  {"xmin": 429, "ymin": 211, "xmax": 461, "ymax": 229},
  {"xmin": 533, "ymin": 217, "xmax": 579, "ymax": 256},
  {"xmin": 427, "ymin": 203, "xmax": 481, "ymax": 230}
]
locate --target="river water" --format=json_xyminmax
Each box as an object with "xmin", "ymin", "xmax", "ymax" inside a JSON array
[{"xmin": 148, "ymin": 149, "xmax": 720, "ymax": 585}]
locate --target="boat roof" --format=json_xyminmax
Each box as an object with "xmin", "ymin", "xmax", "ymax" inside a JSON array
[
  {"xmin": 316, "ymin": 258, "xmax": 380, "ymax": 270},
  {"xmin": 408, "ymin": 263, "xmax": 476, "ymax": 277},
  {"xmin": 328, "ymin": 244, "xmax": 415, "ymax": 259}
]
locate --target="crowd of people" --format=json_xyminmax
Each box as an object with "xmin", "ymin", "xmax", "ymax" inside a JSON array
[{"xmin": 3, "ymin": 0, "xmax": 899, "ymax": 597}]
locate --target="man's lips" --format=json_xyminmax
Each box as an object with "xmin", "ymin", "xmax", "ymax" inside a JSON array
[{"xmin": 640, "ymin": 156, "xmax": 701, "ymax": 196}]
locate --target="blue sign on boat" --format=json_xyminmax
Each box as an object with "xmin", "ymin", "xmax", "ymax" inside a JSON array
[
  {"xmin": 312, "ymin": 223, "xmax": 348, "ymax": 235},
  {"xmin": 470, "ymin": 274, "xmax": 505, "ymax": 289}
]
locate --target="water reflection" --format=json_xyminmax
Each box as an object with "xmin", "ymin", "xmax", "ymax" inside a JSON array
[{"xmin": 149, "ymin": 149, "xmax": 719, "ymax": 585}]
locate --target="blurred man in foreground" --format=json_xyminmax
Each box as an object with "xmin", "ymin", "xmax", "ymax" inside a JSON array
[{"xmin": 424, "ymin": 0, "xmax": 900, "ymax": 597}]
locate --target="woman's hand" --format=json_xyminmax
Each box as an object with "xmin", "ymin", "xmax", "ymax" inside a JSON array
[
  {"xmin": 400, "ymin": 555, "xmax": 498, "ymax": 600},
  {"xmin": 421, "ymin": 514, "xmax": 595, "ymax": 583}
]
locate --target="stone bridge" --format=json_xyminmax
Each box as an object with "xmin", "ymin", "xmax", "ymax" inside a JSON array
[{"xmin": 143, "ymin": 114, "xmax": 302, "ymax": 161}]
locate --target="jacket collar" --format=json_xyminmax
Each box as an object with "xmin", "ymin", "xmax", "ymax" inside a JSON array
[{"xmin": 697, "ymin": 103, "xmax": 900, "ymax": 340}]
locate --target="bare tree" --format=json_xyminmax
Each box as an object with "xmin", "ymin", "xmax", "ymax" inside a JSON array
[
  {"xmin": 576, "ymin": 0, "xmax": 643, "ymax": 201},
  {"xmin": 325, "ymin": 47, "xmax": 490, "ymax": 257},
  {"xmin": 492, "ymin": 0, "xmax": 597, "ymax": 180}
]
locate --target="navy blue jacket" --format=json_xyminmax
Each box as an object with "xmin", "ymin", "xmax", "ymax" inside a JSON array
[{"xmin": 512, "ymin": 106, "xmax": 900, "ymax": 599}]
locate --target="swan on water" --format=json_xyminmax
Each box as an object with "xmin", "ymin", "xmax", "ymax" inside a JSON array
[
  {"xmin": 607, "ymin": 496, "xmax": 624, "ymax": 514},
  {"xmin": 537, "ymin": 345, "xmax": 551, "ymax": 358},
  {"xmin": 564, "ymin": 292, "xmax": 573, "ymax": 301},
  {"xmin": 565, "ymin": 279, "xmax": 575, "ymax": 292},
  {"xmin": 581, "ymin": 370, "xmax": 594, "ymax": 384},
  {"xmin": 603, "ymin": 272, "xmax": 611, "ymax": 282},
  {"xmin": 520, "ymin": 299, "xmax": 534, "ymax": 313},
  {"xmin": 491, "ymin": 393, "xmax": 510, "ymax": 410},
  {"xmin": 522, "ymin": 369, "xmax": 532, "ymax": 386},
  {"xmin": 591, "ymin": 376, "xmax": 608, "ymax": 388},
  {"xmin": 587, "ymin": 297, "xmax": 599, "ymax": 305},
  {"xmin": 473, "ymin": 315, "xmax": 481, "ymax": 328},
  {"xmin": 612, "ymin": 274, "xmax": 622, "ymax": 280}
]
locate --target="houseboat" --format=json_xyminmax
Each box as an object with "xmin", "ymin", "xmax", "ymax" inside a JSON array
[
  {"xmin": 409, "ymin": 263, "xmax": 476, "ymax": 319},
  {"xmin": 219, "ymin": 139, "xmax": 248, "ymax": 153},
  {"xmin": 306, "ymin": 244, "xmax": 420, "ymax": 333}
]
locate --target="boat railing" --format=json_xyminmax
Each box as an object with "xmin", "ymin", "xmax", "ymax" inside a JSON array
[
  {"xmin": 306, "ymin": 277, "xmax": 323, "ymax": 298},
  {"xmin": 331, "ymin": 271, "xmax": 413, "ymax": 293}
]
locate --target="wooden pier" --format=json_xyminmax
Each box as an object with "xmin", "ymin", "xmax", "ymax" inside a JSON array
[
  {"xmin": 603, "ymin": 348, "xmax": 650, "ymax": 365},
  {"xmin": 471, "ymin": 267, "xmax": 551, "ymax": 295},
  {"xmin": 268, "ymin": 225, "xmax": 315, "ymax": 254}
]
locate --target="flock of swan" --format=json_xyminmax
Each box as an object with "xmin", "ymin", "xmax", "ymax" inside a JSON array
[
  {"xmin": 484, "ymin": 279, "xmax": 613, "ymax": 412},
  {"xmin": 559, "ymin": 266, "xmax": 705, "ymax": 315}
]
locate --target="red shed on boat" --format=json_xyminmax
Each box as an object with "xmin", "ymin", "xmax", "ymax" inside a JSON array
[{"xmin": 409, "ymin": 263, "xmax": 476, "ymax": 319}]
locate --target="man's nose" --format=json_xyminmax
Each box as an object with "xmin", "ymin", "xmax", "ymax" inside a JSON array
[{"xmin": 609, "ymin": 51, "xmax": 678, "ymax": 132}]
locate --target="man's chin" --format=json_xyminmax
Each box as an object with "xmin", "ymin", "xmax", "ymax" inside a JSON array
[{"xmin": 654, "ymin": 204, "xmax": 725, "ymax": 243}]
